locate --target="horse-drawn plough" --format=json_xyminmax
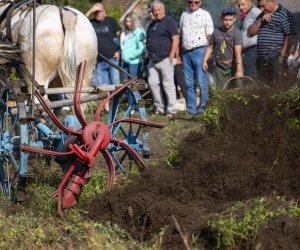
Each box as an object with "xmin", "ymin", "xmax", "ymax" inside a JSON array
[{"xmin": 0, "ymin": 1, "xmax": 164, "ymax": 216}]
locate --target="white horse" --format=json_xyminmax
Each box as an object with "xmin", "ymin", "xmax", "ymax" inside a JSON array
[{"xmin": 0, "ymin": 3, "xmax": 97, "ymax": 91}]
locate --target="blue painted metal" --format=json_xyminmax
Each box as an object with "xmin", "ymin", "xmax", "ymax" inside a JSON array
[
  {"xmin": 106, "ymin": 86, "xmax": 149, "ymax": 172},
  {"xmin": 36, "ymin": 123, "xmax": 61, "ymax": 140},
  {"xmin": 19, "ymin": 121, "xmax": 29, "ymax": 177},
  {"xmin": 0, "ymin": 78, "xmax": 151, "ymax": 198}
]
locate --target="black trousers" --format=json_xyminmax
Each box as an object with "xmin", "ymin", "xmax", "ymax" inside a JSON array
[
  {"xmin": 257, "ymin": 54, "xmax": 288, "ymax": 86},
  {"xmin": 174, "ymin": 64, "xmax": 187, "ymax": 100}
]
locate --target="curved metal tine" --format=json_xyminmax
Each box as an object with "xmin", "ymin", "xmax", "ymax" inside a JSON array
[
  {"xmin": 93, "ymin": 77, "xmax": 138, "ymax": 121},
  {"xmin": 51, "ymin": 159, "xmax": 79, "ymax": 216},
  {"xmin": 109, "ymin": 118, "xmax": 165, "ymax": 129},
  {"xmin": 111, "ymin": 139, "xmax": 146, "ymax": 170},
  {"xmin": 101, "ymin": 149, "xmax": 115, "ymax": 191},
  {"xmin": 34, "ymin": 90, "xmax": 81, "ymax": 136},
  {"xmin": 73, "ymin": 62, "xmax": 88, "ymax": 127}
]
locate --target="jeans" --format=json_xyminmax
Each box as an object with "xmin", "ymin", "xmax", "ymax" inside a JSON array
[
  {"xmin": 91, "ymin": 57, "xmax": 120, "ymax": 86},
  {"xmin": 122, "ymin": 62, "xmax": 141, "ymax": 111},
  {"xmin": 182, "ymin": 47, "xmax": 208, "ymax": 114},
  {"xmin": 122, "ymin": 62, "xmax": 141, "ymax": 80}
]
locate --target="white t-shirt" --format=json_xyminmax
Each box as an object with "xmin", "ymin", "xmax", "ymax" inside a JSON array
[{"xmin": 180, "ymin": 8, "xmax": 214, "ymax": 50}]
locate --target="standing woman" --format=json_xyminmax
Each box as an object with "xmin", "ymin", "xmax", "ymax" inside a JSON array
[
  {"xmin": 120, "ymin": 12, "xmax": 145, "ymax": 114},
  {"xmin": 120, "ymin": 12, "xmax": 146, "ymax": 79}
]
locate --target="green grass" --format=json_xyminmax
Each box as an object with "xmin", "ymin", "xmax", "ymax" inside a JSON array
[
  {"xmin": 162, "ymin": 120, "xmax": 204, "ymax": 168},
  {"xmin": 0, "ymin": 165, "xmax": 165, "ymax": 250},
  {"xmin": 208, "ymin": 195, "xmax": 300, "ymax": 249}
]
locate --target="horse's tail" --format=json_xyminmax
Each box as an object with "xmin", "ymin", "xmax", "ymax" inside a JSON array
[{"xmin": 58, "ymin": 8, "xmax": 77, "ymax": 88}]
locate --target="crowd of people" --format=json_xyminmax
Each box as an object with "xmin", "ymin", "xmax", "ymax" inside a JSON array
[{"xmin": 85, "ymin": 0, "xmax": 298, "ymax": 118}]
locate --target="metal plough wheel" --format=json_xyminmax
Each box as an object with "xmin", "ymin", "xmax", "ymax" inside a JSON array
[
  {"xmin": 106, "ymin": 84, "xmax": 149, "ymax": 175},
  {"xmin": 0, "ymin": 83, "xmax": 29, "ymax": 202}
]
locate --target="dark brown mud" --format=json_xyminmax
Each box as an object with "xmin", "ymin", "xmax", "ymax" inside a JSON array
[{"xmin": 82, "ymin": 86, "xmax": 300, "ymax": 249}]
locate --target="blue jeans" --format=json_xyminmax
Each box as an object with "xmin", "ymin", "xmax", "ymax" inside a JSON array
[
  {"xmin": 122, "ymin": 62, "xmax": 141, "ymax": 80},
  {"xmin": 122, "ymin": 62, "xmax": 141, "ymax": 111},
  {"xmin": 183, "ymin": 47, "xmax": 208, "ymax": 114},
  {"xmin": 92, "ymin": 57, "xmax": 120, "ymax": 86}
]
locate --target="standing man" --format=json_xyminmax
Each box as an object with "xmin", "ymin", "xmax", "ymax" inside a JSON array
[
  {"xmin": 238, "ymin": 0, "xmax": 261, "ymax": 80},
  {"xmin": 248, "ymin": 0, "xmax": 296, "ymax": 86},
  {"xmin": 86, "ymin": 3, "xmax": 121, "ymax": 86},
  {"xmin": 146, "ymin": 1, "xmax": 179, "ymax": 117},
  {"xmin": 180, "ymin": 0, "xmax": 214, "ymax": 115}
]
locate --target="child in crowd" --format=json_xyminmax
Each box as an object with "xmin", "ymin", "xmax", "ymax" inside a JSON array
[
  {"xmin": 120, "ymin": 12, "xmax": 145, "ymax": 79},
  {"xmin": 202, "ymin": 7, "xmax": 243, "ymax": 89},
  {"xmin": 120, "ymin": 12, "xmax": 146, "ymax": 114}
]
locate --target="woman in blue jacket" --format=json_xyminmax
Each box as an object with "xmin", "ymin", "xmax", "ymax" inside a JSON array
[
  {"xmin": 121, "ymin": 12, "xmax": 146, "ymax": 78},
  {"xmin": 120, "ymin": 12, "xmax": 146, "ymax": 113}
]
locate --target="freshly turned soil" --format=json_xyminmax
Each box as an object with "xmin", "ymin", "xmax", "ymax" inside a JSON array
[{"xmin": 83, "ymin": 86, "xmax": 300, "ymax": 249}]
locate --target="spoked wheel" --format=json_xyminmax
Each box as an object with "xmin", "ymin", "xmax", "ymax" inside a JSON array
[
  {"xmin": 106, "ymin": 83, "xmax": 149, "ymax": 175},
  {"xmin": 223, "ymin": 76, "xmax": 257, "ymax": 91},
  {"xmin": 0, "ymin": 83, "xmax": 29, "ymax": 202}
]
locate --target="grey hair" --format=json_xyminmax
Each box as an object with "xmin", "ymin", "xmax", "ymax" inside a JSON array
[{"xmin": 151, "ymin": 0, "xmax": 165, "ymax": 11}]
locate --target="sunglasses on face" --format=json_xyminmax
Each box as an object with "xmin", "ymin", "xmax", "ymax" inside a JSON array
[{"xmin": 189, "ymin": 1, "xmax": 200, "ymax": 4}]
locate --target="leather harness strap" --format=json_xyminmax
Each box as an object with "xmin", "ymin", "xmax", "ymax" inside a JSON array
[
  {"xmin": 57, "ymin": 5, "xmax": 77, "ymax": 36},
  {"xmin": 0, "ymin": 2, "xmax": 13, "ymax": 28}
]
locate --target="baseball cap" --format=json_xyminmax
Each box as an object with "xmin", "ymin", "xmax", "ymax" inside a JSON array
[{"xmin": 221, "ymin": 6, "xmax": 236, "ymax": 17}]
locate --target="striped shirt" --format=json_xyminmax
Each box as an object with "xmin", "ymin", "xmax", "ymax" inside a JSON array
[{"xmin": 256, "ymin": 4, "xmax": 296, "ymax": 60}]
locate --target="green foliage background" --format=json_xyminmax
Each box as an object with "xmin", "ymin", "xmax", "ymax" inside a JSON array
[
  {"xmin": 39, "ymin": 0, "xmax": 123, "ymax": 20},
  {"xmin": 146, "ymin": 0, "xmax": 239, "ymax": 27}
]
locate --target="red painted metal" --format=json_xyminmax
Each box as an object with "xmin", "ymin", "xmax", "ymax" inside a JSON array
[{"xmin": 24, "ymin": 61, "xmax": 164, "ymax": 215}]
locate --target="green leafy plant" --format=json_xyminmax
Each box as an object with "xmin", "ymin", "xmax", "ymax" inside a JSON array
[
  {"xmin": 209, "ymin": 195, "xmax": 300, "ymax": 249},
  {"xmin": 162, "ymin": 121, "xmax": 183, "ymax": 168},
  {"xmin": 202, "ymin": 89, "xmax": 226, "ymax": 132},
  {"xmin": 80, "ymin": 168, "xmax": 108, "ymax": 202},
  {"xmin": 232, "ymin": 93, "xmax": 249, "ymax": 105},
  {"xmin": 162, "ymin": 121, "xmax": 205, "ymax": 168},
  {"xmin": 273, "ymin": 85, "xmax": 300, "ymax": 129}
]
